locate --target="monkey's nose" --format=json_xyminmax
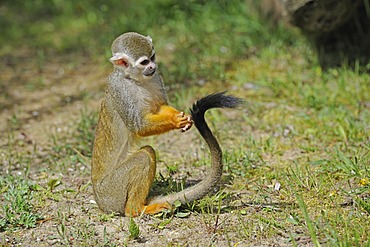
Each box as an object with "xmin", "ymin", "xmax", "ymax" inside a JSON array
[{"xmin": 149, "ymin": 64, "xmax": 156, "ymax": 70}]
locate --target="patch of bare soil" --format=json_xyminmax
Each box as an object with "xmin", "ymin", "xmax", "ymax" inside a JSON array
[
  {"xmin": 0, "ymin": 52, "xmax": 289, "ymax": 246},
  {"xmin": 0, "ymin": 50, "xmax": 105, "ymax": 146}
]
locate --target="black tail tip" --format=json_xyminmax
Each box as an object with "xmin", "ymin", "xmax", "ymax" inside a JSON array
[
  {"xmin": 190, "ymin": 91, "xmax": 244, "ymax": 116},
  {"xmin": 213, "ymin": 91, "xmax": 244, "ymax": 109}
]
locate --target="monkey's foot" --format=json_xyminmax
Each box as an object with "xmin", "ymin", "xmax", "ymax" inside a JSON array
[{"xmin": 143, "ymin": 203, "xmax": 171, "ymax": 215}]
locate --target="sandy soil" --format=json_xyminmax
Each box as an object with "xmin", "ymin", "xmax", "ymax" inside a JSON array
[{"xmin": 0, "ymin": 52, "xmax": 296, "ymax": 247}]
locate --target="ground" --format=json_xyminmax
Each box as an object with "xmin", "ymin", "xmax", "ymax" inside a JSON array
[
  {"xmin": 0, "ymin": 50, "xmax": 270, "ymax": 246},
  {"xmin": 0, "ymin": 3, "xmax": 369, "ymax": 245},
  {"xmin": 0, "ymin": 49, "xmax": 313, "ymax": 247}
]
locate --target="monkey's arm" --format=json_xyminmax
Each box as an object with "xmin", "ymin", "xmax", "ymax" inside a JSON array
[{"xmin": 137, "ymin": 105, "xmax": 192, "ymax": 137}]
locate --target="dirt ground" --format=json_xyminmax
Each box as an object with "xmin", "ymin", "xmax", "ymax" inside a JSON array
[{"xmin": 0, "ymin": 51, "xmax": 281, "ymax": 247}]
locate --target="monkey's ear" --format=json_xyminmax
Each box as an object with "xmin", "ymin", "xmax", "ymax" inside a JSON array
[{"xmin": 110, "ymin": 53, "xmax": 130, "ymax": 67}]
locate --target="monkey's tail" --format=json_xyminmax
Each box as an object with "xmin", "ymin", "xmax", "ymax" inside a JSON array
[
  {"xmin": 149, "ymin": 92, "xmax": 243, "ymax": 206},
  {"xmin": 190, "ymin": 92, "xmax": 244, "ymax": 190}
]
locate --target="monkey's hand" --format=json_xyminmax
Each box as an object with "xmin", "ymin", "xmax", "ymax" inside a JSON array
[
  {"xmin": 138, "ymin": 105, "xmax": 192, "ymax": 136},
  {"xmin": 176, "ymin": 112, "xmax": 193, "ymax": 132}
]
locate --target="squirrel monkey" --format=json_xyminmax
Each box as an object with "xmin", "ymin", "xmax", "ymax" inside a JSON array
[{"xmin": 91, "ymin": 32, "xmax": 242, "ymax": 216}]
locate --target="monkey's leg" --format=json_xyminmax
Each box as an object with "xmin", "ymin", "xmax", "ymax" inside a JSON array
[
  {"xmin": 123, "ymin": 146, "xmax": 170, "ymax": 216},
  {"xmin": 95, "ymin": 146, "xmax": 155, "ymax": 214},
  {"xmin": 95, "ymin": 146, "xmax": 169, "ymax": 216}
]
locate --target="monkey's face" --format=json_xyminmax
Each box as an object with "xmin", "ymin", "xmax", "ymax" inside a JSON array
[
  {"xmin": 110, "ymin": 52, "xmax": 157, "ymax": 81},
  {"xmin": 135, "ymin": 52, "xmax": 157, "ymax": 77},
  {"xmin": 110, "ymin": 32, "xmax": 157, "ymax": 81}
]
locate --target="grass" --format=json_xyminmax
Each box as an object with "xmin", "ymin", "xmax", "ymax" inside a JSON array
[
  {"xmin": 0, "ymin": 175, "xmax": 43, "ymax": 231},
  {"xmin": 1, "ymin": 0, "xmax": 369, "ymax": 246}
]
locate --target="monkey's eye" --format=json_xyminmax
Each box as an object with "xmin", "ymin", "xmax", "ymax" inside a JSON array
[
  {"xmin": 140, "ymin": 59, "xmax": 150, "ymax": 66},
  {"xmin": 151, "ymin": 54, "xmax": 156, "ymax": 62}
]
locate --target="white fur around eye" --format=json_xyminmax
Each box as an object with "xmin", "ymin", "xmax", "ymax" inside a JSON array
[{"xmin": 135, "ymin": 56, "xmax": 150, "ymax": 66}]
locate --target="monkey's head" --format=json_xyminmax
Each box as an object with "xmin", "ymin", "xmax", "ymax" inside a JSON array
[{"xmin": 110, "ymin": 32, "xmax": 157, "ymax": 81}]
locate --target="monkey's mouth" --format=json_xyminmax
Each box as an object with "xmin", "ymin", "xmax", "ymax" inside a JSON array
[{"xmin": 143, "ymin": 70, "xmax": 156, "ymax": 77}]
